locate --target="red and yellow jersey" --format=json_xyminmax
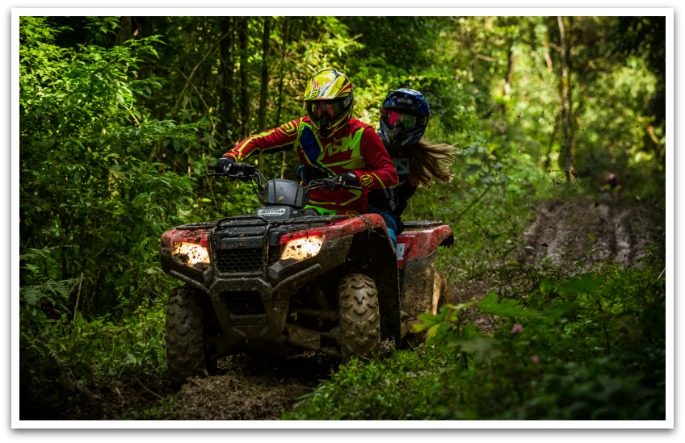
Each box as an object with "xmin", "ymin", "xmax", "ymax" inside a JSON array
[{"xmin": 223, "ymin": 117, "xmax": 398, "ymax": 215}]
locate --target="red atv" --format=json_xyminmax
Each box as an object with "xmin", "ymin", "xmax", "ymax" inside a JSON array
[{"xmin": 159, "ymin": 162, "xmax": 453, "ymax": 385}]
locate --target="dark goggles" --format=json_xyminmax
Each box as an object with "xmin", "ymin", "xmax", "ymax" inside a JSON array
[
  {"xmin": 382, "ymin": 109, "xmax": 426, "ymax": 131},
  {"xmin": 307, "ymin": 100, "xmax": 346, "ymax": 121}
]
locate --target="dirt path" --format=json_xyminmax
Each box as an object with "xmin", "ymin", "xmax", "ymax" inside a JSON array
[
  {"xmin": 151, "ymin": 354, "xmax": 337, "ymax": 420},
  {"xmin": 84, "ymin": 353, "xmax": 339, "ymax": 421},
  {"xmin": 521, "ymin": 199, "xmax": 664, "ymax": 271}
]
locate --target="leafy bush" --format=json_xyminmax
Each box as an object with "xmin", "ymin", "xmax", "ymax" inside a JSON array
[
  {"xmin": 20, "ymin": 289, "xmax": 167, "ymax": 419},
  {"xmin": 284, "ymin": 262, "xmax": 666, "ymax": 420},
  {"xmin": 19, "ymin": 17, "xmax": 193, "ymax": 418}
]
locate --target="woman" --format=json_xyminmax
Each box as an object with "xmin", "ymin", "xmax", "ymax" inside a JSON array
[{"xmin": 368, "ymin": 88, "xmax": 456, "ymax": 248}]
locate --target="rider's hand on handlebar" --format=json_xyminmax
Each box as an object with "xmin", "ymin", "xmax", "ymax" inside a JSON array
[
  {"xmin": 336, "ymin": 172, "xmax": 359, "ymax": 187},
  {"xmin": 216, "ymin": 157, "xmax": 235, "ymax": 173}
]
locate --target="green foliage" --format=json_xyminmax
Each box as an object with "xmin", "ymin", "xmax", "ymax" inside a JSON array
[
  {"xmin": 286, "ymin": 262, "xmax": 666, "ymax": 420},
  {"xmin": 283, "ymin": 347, "xmax": 466, "ymax": 420},
  {"xmin": 20, "ymin": 289, "xmax": 167, "ymax": 418},
  {"xmin": 19, "ymin": 16, "xmax": 200, "ymax": 416},
  {"xmin": 20, "ymin": 17, "xmax": 196, "ymax": 314},
  {"xmin": 409, "ymin": 139, "xmax": 550, "ymax": 285}
]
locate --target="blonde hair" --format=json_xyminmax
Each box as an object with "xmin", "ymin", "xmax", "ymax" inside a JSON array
[{"xmin": 404, "ymin": 139, "xmax": 457, "ymax": 187}]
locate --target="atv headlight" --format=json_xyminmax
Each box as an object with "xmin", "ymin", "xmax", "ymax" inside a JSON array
[
  {"xmin": 173, "ymin": 241, "xmax": 210, "ymax": 265},
  {"xmin": 280, "ymin": 234, "xmax": 323, "ymax": 261}
]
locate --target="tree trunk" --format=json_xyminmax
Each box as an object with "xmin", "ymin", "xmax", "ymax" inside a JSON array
[
  {"xmin": 275, "ymin": 18, "xmax": 290, "ymax": 178},
  {"xmin": 220, "ymin": 17, "xmax": 235, "ymax": 141},
  {"xmin": 503, "ymin": 43, "xmax": 514, "ymax": 103},
  {"xmin": 257, "ymin": 17, "xmax": 272, "ymax": 171},
  {"xmin": 258, "ymin": 17, "xmax": 272, "ymax": 131},
  {"xmin": 498, "ymin": 40, "xmax": 515, "ymax": 130},
  {"xmin": 557, "ymin": 16, "xmax": 575, "ymax": 182},
  {"xmin": 116, "ymin": 17, "xmax": 134, "ymax": 45},
  {"xmin": 239, "ymin": 18, "xmax": 250, "ymax": 139}
]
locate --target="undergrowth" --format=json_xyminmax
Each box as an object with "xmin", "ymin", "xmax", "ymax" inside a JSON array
[
  {"xmin": 19, "ymin": 294, "xmax": 169, "ymax": 419},
  {"xmin": 283, "ymin": 260, "xmax": 666, "ymax": 420}
]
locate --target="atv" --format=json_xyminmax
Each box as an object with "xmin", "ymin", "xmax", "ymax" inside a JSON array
[{"xmin": 159, "ymin": 162, "xmax": 454, "ymax": 385}]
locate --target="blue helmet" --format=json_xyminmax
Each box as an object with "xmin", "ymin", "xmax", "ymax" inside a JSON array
[{"xmin": 379, "ymin": 88, "xmax": 430, "ymax": 150}]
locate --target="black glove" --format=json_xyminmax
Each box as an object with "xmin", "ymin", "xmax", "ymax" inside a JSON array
[
  {"xmin": 336, "ymin": 172, "xmax": 359, "ymax": 186},
  {"xmin": 216, "ymin": 156, "xmax": 235, "ymax": 173}
]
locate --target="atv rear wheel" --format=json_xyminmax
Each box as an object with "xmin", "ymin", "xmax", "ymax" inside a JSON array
[
  {"xmin": 165, "ymin": 287, "xmax": 210, "ymax": 386},
  {"xmin": 338, "ymin": 274, "xmax": 381, "ymax": 361}
]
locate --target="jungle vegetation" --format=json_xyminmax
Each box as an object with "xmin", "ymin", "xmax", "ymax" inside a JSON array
[{"xmin": 17, "ymin": 15, "xmax": 667, "ymax": 420}]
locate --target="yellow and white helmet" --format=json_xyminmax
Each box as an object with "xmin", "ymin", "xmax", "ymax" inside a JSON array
[{"xmin": 303, "ymin": 68, "xmax": 354, "ymax": 138}]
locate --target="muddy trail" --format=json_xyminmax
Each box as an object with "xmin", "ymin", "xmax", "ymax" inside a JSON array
[
  {"xmin": 148, "ymin": 354, "xmax": 338, "ymax": 420},
  {"xmin": 520, "ymin": 198, "xmax": 664, "ymax": 272},
  {"xmin": 54, "ymin": 198, "xmax": 665, "ymax": 422}
]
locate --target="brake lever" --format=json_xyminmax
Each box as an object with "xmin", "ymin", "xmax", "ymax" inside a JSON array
[
  {"xmin": 307, "ymin": 178, "xmax": 362, "ymax": 191},
  {"xmin": 329, "ymin": 177, "xmax": 363, "ymax": 191}
]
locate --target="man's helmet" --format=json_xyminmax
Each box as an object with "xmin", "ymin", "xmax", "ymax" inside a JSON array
[
  {"xmin": 379, "ymin": 88, "xmax": 430, "ymax": 150},
  {"xmin": 304, "ymin": 69, "xmax": 354, "ymax": 138}
]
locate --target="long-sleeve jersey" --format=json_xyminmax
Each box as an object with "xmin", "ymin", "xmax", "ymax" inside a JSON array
[{"xmin": 223, "ymin": 117, "xmax": 398, "ymax": 215}]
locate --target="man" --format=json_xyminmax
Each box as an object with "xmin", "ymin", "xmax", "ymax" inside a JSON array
[{"xmin": 218, "ymin": 68, "xmax": 398, "ymax": 216}]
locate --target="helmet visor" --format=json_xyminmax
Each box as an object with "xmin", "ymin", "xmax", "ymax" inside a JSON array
[
  {"xmin": 307, "ymin": 100, "xmax": 346, "ymax": 122},
  {"xmin": 382, "ymin": 109, "xmax": 424, "ymax": 131}
]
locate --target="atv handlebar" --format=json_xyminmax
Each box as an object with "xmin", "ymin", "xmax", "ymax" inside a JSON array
[
  {"xmin": 305, "ymin": 177, "xmax": 362, "ymax": 192},
  {"xmin": 208, "ymin": 162, "xmax": 265, "ymax": 182},
  {"xmin": 208, "ymin": 162, "xmax": 361, "ymax": 191}
]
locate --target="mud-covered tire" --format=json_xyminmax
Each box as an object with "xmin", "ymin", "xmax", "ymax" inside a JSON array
[
  {"xmin": 338, "ymin": 273, "xmax": 381, "ymax": 361},
  {"xmin": 165, "ymin": 287, "xmax": 208, "ymax": 387}
]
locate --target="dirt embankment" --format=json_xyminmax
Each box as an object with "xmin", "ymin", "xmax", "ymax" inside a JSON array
[{"xmin": 521, "ymin": 199, "xmax": 665, "ymax": 271}]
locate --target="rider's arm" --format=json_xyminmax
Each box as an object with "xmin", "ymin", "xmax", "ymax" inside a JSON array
[
  {"xmin": 394, "ymin": 181, "xmax": 418, "ymax": 216},
  {"xmin": 222, "ymin": 119, "xmax": 300, "ymax": 161},
  {"xmin": 354, "ymin": 127, "xmax": 399, "ymax": 190}
]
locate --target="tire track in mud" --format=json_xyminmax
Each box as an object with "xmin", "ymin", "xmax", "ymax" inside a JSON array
[
  {"xmin": 521, "ymin": 199, "xmax": 664, "ymax": 271},
  {"xmin": 153, "ymin": 354, "xmax": 337, "ymax": 420}
]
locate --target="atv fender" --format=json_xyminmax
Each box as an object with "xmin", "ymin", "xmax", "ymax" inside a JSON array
[
  {"xmin": 396, "ymin": 223, "xmax": 454, "ymax": 319},
  {"xmin": 396, "ymin": 223, "xmax": 454, "ymax": 266}
]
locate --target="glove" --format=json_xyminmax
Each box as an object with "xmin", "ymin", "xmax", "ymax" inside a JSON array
[
  {"xmin": 336, "ymin": 172, "xmax": 359, "ymax": 186},
  {"xmin": 216, "ymin": 156, "xmax": 235, "ymax": 173}
]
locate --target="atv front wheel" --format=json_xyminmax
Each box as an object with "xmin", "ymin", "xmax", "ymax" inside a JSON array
[
  {"xmin": 165, "ymin": 287, "xmax": 210, "ymax": 386},
  {"xmin": 338, "ymin": 274, "xmax": 381, "ymax": 361}
]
